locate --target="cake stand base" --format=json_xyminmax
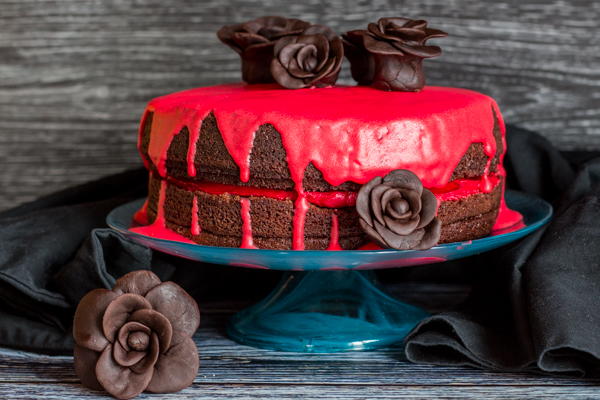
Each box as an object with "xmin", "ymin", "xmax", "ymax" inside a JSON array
[{"xmin": 227, "ymin": 270, "xmax": 428, "ymax": 353}]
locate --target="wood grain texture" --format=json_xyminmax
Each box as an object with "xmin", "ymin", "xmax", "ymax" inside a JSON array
[
  {"xmin": 1, "ymin": 303, "xmax": 599, "ymax": 399},
  {"xmin": 1, "ymin": 0, "xmax": 599, "ymax": 210}
]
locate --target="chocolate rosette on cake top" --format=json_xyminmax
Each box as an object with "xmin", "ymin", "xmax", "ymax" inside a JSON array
[
  {"xmin": 270, "ymin": 24, "xmax": 344, "ymax": 89},
  {"xmin": 343, "ymin": 17, "xmax": 447, "ymax": 91},
  {"xmin": 217, "ymin": 16, "xmax": 311, "ymax": 83},
  {"xmin": 357, "ymin": 170, "xmax": 441, "ymax": 250}
]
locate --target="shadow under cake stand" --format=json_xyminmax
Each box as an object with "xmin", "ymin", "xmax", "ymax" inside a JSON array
[{"xmin": 107, "ymin": 190, "xmax": 552, "ymax": 353}]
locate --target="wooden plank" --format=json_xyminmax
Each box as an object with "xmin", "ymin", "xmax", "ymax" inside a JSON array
[
  {"xmin": 1, "ymin": 0, "xmax": 599, "ymax": 210},
  {"xmin": 0, "ymin": 312, "xmax": 597, "ymax": 387},
  {"xmin": 1, "ymin": 382, "xmax": 600, "ymax": 400}
]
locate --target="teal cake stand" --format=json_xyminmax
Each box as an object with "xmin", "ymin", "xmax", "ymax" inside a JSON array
[{"xmin": 107, "ymin": 190, "xmax": 552, "ymax": 353}]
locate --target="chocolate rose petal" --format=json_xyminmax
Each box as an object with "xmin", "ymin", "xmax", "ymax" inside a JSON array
[
  {"xmin": 424, "ymin": 28, "xmax": 449, "ymax": 39},
  {"xmin": 399, "ymin": 188, "xmax": 422, "ymax": 216},
  {"xmin": 118, "ymin": 321, "xmax": 151, "ymax": 352},
  {"xmin": 129, "ymin": 309, "xmax": 173, "ymax": 351},
  {"xmin": 288, "ymin": 51, "xmax": 316, "ymax": 78},
  {"xmin": 386, "ymin": 197, "xmax": 411, "ymax": 219},
  {"xmin": 271, "ymin": 58, "xmax": 306, "ymax": 89},
  {"xmin": 362, "ymin": 33, "xmax": 401, "ymax": 55},
  {"xmin": 359, "ymin": 218, "xmax": 387, "ymax": 248},
  {"xmin": 217, "ymin": 24, "xmax": 245, "ymax": 53},
  {"xmin": 380, "ymin": 187, "xmax": 401, "ymax": 216},
  {"xmin": 96, "ymin": 344, "xmax": 153, "ymax": 400},
  {"xmin": 112, "ymin": 340, "xmax": 147, "ymax": 367},
  {"xmin": 73, "ymin": 289, "xmax": 118, "ymax": 351},
  {"xmin": 375, "ymin": 220, "xmax": 425, "ymax": 250},
  {"xmin": 146, "ymin": 336, "xmax": 199, "ymax": 393},
  {"xmin": 231, "ymin": 32, "xmax": 270, "ymax": 49},
  {"xmin": 417, "ymin": 189, "xmax": 438, "ymax": 229},
  {"xmin": 74, "ymin": 344, "xmax": 103, "ymax": 391},
  {"xmin": 414, "ymin": 218, "xmax": 442, "ymax": 250},
  {"xmin": 273, "ymin": 35, "xmax": 297, "ymax": 55},
  {"xmin": 383, "ymin": 214, "xmax": 420, "ymax": 236},
  {"xmin": 390, "ymin": 27, "xmax": 427, "ymax": 41},
  {"xmin": 297, "ymin": 34, "xmax": 329, "ymax": 70},
  {"xmin": 145, "ymin": 282, "xmax": 201, "ymax": 342},
  {"xmin": 369, "ymin": 184, "xmax": 390, "ymax": 226},
  {"xmin": 113, "ymin": 270, "xmax": 162, "ymax": 296},
  {"xmin": 128, "ymin": 333, "xmax": 160, "ymax": 376},
  {"xmin": 394, "ymin": 42, "xmax": 442, "ymax": 58},
  {"xmin": 356, "ymin": 176, "xmax": 383, "ymax": 225},
  {"xmin": 102, "ymin": 294, "xmax": 152, "ymax": 343},
  {"xmin": 279, "ymin": 42, "xmax": 304, "ymax": 67},
  {"xmin": 383, "ymin": 170, "xmax": 423, "ymax": 193}
]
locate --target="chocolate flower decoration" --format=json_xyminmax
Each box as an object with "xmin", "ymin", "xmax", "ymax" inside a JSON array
[
  {"xmin": 73, "ymin": 270, "xmax": 200, "ymax": 400},
  {"xmin": 357, "ymin": 170, "xmax": 441, "ymax": 250},
  {"xmin": 343, "ymin": 17, "xmax": 447, "ymax": 91},
  {"xmin": 217, "ymin": 16, "xmax": 311, "ymax": 83},
  {"xmin": 271, "ymin": 24, "xmax": 344, "ymax": 89}
]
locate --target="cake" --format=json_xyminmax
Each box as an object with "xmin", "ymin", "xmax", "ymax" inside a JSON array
[{"xmin": 132, "ymin": 16, "xmax": 522, "ymax": 250}]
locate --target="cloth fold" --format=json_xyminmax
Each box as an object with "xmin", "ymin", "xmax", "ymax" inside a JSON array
[
  {"xmin": 0, "ymin": 126, "xmax": 599, "ymax": 378},
  {"xmin": 405, "ymin": 126, "xmax": 600, "ymax": 377}
]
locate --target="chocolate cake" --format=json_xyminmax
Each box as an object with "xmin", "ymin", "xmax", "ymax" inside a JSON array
[
  {"xmin": 132, "ymin": 84, "xmax": 521, "ymax": 250},
  {"xmin": 131, "ymin": 16, "xmax": 522, "ymax": 250}
]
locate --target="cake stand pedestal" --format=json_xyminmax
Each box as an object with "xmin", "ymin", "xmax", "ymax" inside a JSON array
[
  {"xmin": 228, "ymin": 270, "xmax": 428, "ymax": 352},
  {"xmin": 107, "ymin": 190, "xmax": 552, "ymax": 353}
]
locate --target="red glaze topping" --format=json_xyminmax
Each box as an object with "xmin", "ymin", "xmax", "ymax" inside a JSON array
[
  {"xmin": 240, "ymin": 198, "xmax": 257, "ymax": 249},
  {"xmin": 136, "ymin": 83, "xmax": 522, "ymax": 249}
]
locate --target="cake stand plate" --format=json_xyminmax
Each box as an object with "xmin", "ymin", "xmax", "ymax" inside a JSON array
[{"xmin": 107, "ymin": 190, "xmax": 552, "ymax": 352}]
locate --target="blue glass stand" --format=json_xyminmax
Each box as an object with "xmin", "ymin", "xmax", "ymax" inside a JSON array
[
  {"xmin": 107, "ymin": 190, "xmax": 552, "ymax": 353},
  {"xmin": 228, "ymin": 270, "xmax": 428, "ymax": 352}
]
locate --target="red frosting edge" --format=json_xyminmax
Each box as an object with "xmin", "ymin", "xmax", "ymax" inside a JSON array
[{"xmin": 135, "ymin": 83, "xmax": 523, "ymax": 249}]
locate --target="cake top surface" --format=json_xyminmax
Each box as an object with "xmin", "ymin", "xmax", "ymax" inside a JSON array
[
  {"xmin": 148, "ymin": 83, "xmax": 498, "ymax": 123},
  {"xmin": 141, "ymin": 83, "xmax": 504, "ymax": 189}
]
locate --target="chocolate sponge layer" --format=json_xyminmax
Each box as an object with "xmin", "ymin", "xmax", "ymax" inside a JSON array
[
  {"xmin": 140, "ymin": 107, "xmax": 504, "ymax": 249},
  {"xmin": 146, "ymin": 175, "xmax": 502, "ymax": 250}
]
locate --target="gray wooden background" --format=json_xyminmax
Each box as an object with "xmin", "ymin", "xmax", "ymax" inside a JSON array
[{"xmin": 1, "ymin": 0, "xmax": 599, "ymax": 211}]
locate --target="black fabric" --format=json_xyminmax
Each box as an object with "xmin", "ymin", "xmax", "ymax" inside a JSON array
[
  {"xmin": 405, "ymin": 126, "xmax": 600, "ymax": 377},
  {"xmin": 0, "ymin": 126, "xmax": 599, "ymax": 379}
]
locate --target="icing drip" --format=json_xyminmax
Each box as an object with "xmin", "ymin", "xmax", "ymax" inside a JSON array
[
  {"xmin": 187, "ymin": 124, "xmax": 202, "ymax": 177},
  {"xmin": 144, "ymin": 84, "xmax": 502, "ymax": 188},
  {"xmin": 327, "ymin": 213, "xmax": 342, "ymax": 250},
  {"xmin": 493, "ymin": 194, "xmax": 524, "ymax": 232},
  {"xmin": 137, "ymin": 84, "xmax": 523, "ymax": 249},
  {"xmin": 131, "ymin": 180, "xmax": 195, "ymax": 243},
  {"xmin": 133, "ymin": 198, "xmax": 149, "ymax": 225},
  {"xmin": 292, "ymin": 195, "xmax": 309, "ymax": 250},
  {"xmin": 191, "ymin": 195, "xmax": 201, "ymax": 236},
  {"xmin": 240, "ymin": 198, "xmax": 257, "ymax": 248}
]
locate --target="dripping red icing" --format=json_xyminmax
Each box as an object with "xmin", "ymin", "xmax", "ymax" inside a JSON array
[
  {"xmin": 240, "ymin": 198, "xmax": 257, "ymax": 249},
  {"xmin": 133, "ymin": 198, "xmax": 149, "ymax": 225},
  {"xmin": 136, "ymin": 83, "xmax": 523, "ymax": 249},
  {"xmin": 292, "ymin": 196, "xmax": 309, "ymax": 250},
  {"xmin": 131, "ymin": 180, "xmax": 196, "ymax": 244},
  {"xmin": 141, "ymin": 84, "xmax": 503, "ymax": 188},
  {"xmin": 191, "ymin": 195, "xmax": 201, "ymax": 236},
  {"xmin": 327, "ymin": 214, "xmax": 342, "ymax": 250}
]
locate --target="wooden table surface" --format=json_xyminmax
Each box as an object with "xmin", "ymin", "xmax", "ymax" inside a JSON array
[{"xmin": 1, "ymin": 284, "xmax": 599, "ymax": 399}]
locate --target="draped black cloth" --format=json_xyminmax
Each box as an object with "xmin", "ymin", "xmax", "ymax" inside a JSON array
[{"xmin": 0, "ymin": 126, "xmax": 599, "ymax": 377}]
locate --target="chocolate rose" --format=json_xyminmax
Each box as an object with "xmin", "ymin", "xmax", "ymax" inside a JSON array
[
  {"xmin": 73, "ymin": 270, "xmax": 200, "ymax": 399},
  {"xmin": 217, "ymin": 16, "xmax": 311, "ymax": 83},
  {"xmin": 343, "ymin": 18, "xmax": 447, "ymax": 91},
  {"xmin": 270, "ymin": 24, "xmax": 344, "ymax": 89},
  {"xmin": 357, "ymin": 170, "xmax": 441, "ymax": 250}
]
